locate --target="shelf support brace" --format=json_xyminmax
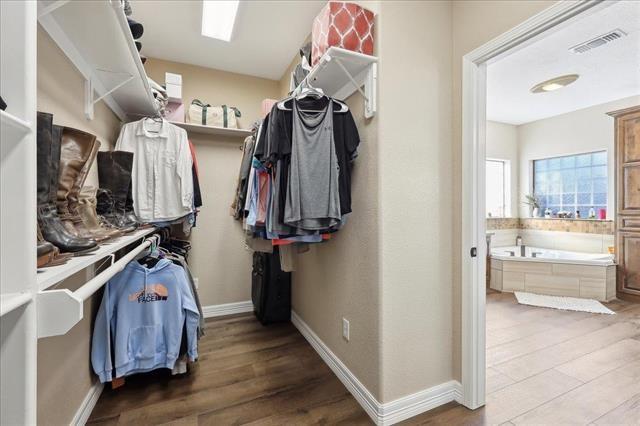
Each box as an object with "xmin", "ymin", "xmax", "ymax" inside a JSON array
[
  {"xmin": 37, "ymin": 238, "xmax": 154, "ymax": 338},
  {"xmin": 85, "ymin": 73, "xmax": 135, "ymax": 120},
  {"xmin": 38, "ymin": 0, "xmax": 71, "ymax": 18},
  {"xmin": 333, "ymin": 58, "xmax": 377, "ymax": 118}
]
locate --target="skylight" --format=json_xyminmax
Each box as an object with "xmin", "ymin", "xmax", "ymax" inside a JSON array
[{"xmin": 201, "ymin": 0, "xmax": 239, "ymax": 42}]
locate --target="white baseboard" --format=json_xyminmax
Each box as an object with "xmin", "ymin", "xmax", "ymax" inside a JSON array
[
  {"xmin": 202, "ymin": 300, "xmax": 253, "ymax": 318},
  {"xmin": 291, "ymin": 311, "xmax": 462, "ymax": 426},
  {"xmin": 71, "ymin": 382, "xmax": 104, "ymax": 426}
]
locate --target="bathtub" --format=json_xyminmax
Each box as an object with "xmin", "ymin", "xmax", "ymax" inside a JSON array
[
  {"xmin": 489, "ymin": 246, "xmax": 616, "ymax": 301},
  {"xmin": 490, "ymin": 246, "xmax": 614, "ymax": 266}
]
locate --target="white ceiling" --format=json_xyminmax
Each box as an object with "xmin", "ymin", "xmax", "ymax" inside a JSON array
[
  {"xmin": 131, "ymin": 0, "xmax": 326, "ymax": 81},
  {"xmin": 487, "ymin": 1, "xmax": 640, "ymax": 125}
]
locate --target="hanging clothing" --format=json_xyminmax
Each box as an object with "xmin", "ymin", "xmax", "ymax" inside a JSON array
[
  {"xmin": 91, "ymin": 258, "xmax": 200, "ymax": 383},
  {"xmin": 189, "ymin": 141, "xmax": 203, "ymax": 209},
  {"xmin": 116, "ymin": 118, "xmax": 194, "ymax": 222},
  {"xmin": 230, "ymin": 134, "xmax": 255, "ymax": 219},
  {"xmin": 164, "ymin": 251, "xmax": 205, "ymax": 338},
  {"xmin": 285, "ymin": 100, "xmax": 341, "ymax": 230},
  {"xmin": 236, "ymin": 96, "xmax": 360, "ymax": 244},
  {"xmin": 258, "ymin": 98, "xmax": 360, "ymax": 216}
]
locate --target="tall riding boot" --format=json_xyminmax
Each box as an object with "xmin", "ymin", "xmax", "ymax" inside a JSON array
[
  {"xmin": 97, "ymin": 151, "xmax": 139, "ymax": 232},
  {"xmin": 78, "ymin": 186, "xmax": 123, "ymax": 240},
  {"xmin": 58, "ymin": 128, "xmax": 111, "ymax": 242},
  {"xmin": 36, "ymin": 112, "xmax": 98, "ymax": 254}
]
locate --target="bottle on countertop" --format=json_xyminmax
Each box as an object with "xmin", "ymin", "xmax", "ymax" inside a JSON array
[
  {"xmin": 589, "ymin": 207, "xmax": 596, "ymax": 219},
  {"xmin": 576, "ymin": 210, "xmax": 581, "ymax": 218}
]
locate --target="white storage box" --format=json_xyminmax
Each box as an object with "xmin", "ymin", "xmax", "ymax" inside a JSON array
[
  {"xmin": 166, "ymin": 83, "xmax": 182, "ymax": 103},
  {"xmin": 165, "ymin": 72, "xmax": 182, "ymax": 85}
]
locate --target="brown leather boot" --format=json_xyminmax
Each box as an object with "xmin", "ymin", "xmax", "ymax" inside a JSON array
[
  {"xmin": 69, "ymin": 137, "xmax": 115, "ymax": 242},
  {"xmin": 37, "ymin": 224, "xmax": 72, "ymax": 268},
  {"xmin": 37, "ymin": 240, "xmax": 56, "ymax": 268},
  {"xmin": 57, "ymin": 126, "xmax": 110, "ymax": 242},
  {"xmin": 37, "ymin": 114, "xmax": 98, "ymax": 255},
  {"xmin": 78, "ymin": 186, "xmax": 123, "ymax": 240}
]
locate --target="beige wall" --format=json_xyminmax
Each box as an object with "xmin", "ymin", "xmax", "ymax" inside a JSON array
[
  {"xmin": 377, "ymin": 0, "xmax": 453, "ymax": 402},
  {"xmin": 487, "ymin": 121, "xmax": 519, "ymax": 217},
  {"xmin": 36, "ymin": 26, "xmax": 122, "ymax": 426},
  {"xmin": 145, "ymin": 57, "xmax": 280, "ymax": 129},
  {"xmin": 281, "ymin": 3, "xmax": 382, "ymax": 398},
  {"xmin": 291, "ymin": 91, "xmax": 382, "ymax": 397},
  {"xmin": 451, "ymin": 0, "xmax": 557, "ymax": 381},
  {"xmin": 144, "ymin": 58, "xmax": 280, "ymax": 306},
  {"xmin": 288, "ymin": 0, "xmax": 453, "ymax": 403},
  {"xmin": 517, "ymin": 95, "xmax": 640, "ymax": 218}
]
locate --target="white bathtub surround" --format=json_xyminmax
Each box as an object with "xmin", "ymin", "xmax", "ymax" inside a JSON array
[
  {"xmin": 519, "ymin": 230, "xmax": 614, "ymax": 254},
  {"xmin": 487, "ymin": 229, "xmax": 519, "ymax": 248},
  {"xmin": 490, "ymin": 246, "xmax": 614, "ymax": 266},
  {"xmin": 489, "ymin": 248, "xmax": 616, "ymax": 302},
  {"xmin": 514, "ymin": 292, "xmax": 615, "ymax": 315}
]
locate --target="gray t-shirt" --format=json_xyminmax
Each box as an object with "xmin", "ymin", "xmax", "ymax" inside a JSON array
[{"xmin": 284, "ymin": 100, "xmax": 341, "ymax": 230}]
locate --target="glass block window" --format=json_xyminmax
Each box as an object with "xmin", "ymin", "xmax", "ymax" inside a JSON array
[{"xmin": 533, "ymin": 151, "xmax": 607, "ymax": 216}]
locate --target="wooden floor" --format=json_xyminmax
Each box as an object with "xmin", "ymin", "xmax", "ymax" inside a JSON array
[
  {"xmin": 89, "ymin": 293, "xmax": 640, "ymax": 425},
  {"xmin": 87, "ymin": 314, "xmax": 371, "ymax": 425}
]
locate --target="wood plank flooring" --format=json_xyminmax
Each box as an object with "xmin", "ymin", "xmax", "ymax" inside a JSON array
[
  {"xmin": 87, "ymin": 314, "xmax": 371, "ymax": 425},
  {"xmin": 88, "ymin": 293, "xmax": 640, "ymax": 425}
]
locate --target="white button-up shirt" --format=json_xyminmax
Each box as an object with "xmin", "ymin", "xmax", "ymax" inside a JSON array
[{"xmin": 116, "ymin": 118, "xmax": 193, "ymax": 222}]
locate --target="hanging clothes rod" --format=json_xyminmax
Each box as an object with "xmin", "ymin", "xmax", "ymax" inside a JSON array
[
  {"xmin": 38, "ymin": 234, "xmax": 160, "ymax": 338},
  {"xmin": 73, "ymin": 237, "xmax": 154, "ymax": 301}
]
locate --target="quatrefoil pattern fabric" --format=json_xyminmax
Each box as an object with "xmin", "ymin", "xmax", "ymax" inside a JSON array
[{"xmin": 312, "ymin": 2, "xmax": 375, "ymax": 66}]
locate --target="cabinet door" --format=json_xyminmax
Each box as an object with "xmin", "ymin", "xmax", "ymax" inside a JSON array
[
  {"xmin": 617, "ymin": 231, "xmax": 640, "ymax": 299},
  {"xmin": 617, "ymin": 109, "xmax": 640, "ymax": 215}
]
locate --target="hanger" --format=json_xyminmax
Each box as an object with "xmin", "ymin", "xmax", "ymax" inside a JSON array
[
  {"xmin": 136, "ymin": 234, "xmax": 164, "ymax": 267},
  {"xmin": 277, "ymin": 78, "xmax": 348, "ymax": 113},
  {"xmin": 143, "ymin": 115, "xmax": 163, "ymax": 134}
]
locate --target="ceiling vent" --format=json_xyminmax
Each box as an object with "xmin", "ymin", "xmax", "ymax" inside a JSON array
[{"xmin": 570, "ymin": 29, "xmax": 627, "ymax": 54}]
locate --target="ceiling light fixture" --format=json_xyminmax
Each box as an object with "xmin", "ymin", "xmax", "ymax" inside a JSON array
[
  {"xmin": 530, "ymin": 74, "xmax": 579, "ymax": 93},
  {"xmin": 201, "ymin": 0, "xmax": 239, "ymax": 42}
]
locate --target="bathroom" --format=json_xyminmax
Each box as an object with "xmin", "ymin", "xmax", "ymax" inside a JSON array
[{"xmin": 484, "ymin": 0, "xmax": 639, "ymax": 303}]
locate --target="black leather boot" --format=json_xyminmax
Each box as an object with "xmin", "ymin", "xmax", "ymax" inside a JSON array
[
  {"xmin": 96, "ymin": 189, "xmax": 136, "ymax": 233},
  {"xmin": 97, "ymin": 151, "xmax": 139, "ymax": 232},
  {"xmin": 37, "ymin": 112, "xmax": 98, "ymax": 254},
  {"xmin": 124, "ymin": 181, "xmax": 140, "ymax": 227}
]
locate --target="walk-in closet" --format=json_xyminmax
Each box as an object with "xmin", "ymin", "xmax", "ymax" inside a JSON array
[
  {"xmin": 6, "ymin": 1, "xmax": 636, "ymax": 425},
  {"xmin": 2, "ymin": 0, "xmax": 380, "ymax": 424}
]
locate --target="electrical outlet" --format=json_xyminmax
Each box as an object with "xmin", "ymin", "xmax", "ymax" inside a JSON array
[
  {"xmin": 193, "ymin": 278, "xmax": 199, "ymax": 289},
  {"xmin": 342, "ymin": 318, "xmax": 350, "ymax": 341}
]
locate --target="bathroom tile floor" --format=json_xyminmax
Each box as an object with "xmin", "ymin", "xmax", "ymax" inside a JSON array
[{"xmin": 403, "ymin": 291, "xmax": 640, "ymax": 425}]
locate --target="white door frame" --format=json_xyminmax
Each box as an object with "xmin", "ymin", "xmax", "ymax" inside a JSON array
[{"xmin": 460, "ymin": 0, "xmax": 612, "ymax": 409}]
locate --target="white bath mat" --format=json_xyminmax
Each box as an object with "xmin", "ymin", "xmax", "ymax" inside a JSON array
[{"xmin": 514, "ymin": 292, "xmax": 615, "ymax": 315}]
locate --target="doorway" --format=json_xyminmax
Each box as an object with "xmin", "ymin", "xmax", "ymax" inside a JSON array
[{"xmin": 460, "ymin": 0, "xmax": 630, "ymax": 411}]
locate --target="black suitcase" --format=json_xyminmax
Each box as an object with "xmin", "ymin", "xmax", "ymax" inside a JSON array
[{"xmin": 251, "ymin": 247, "xmax": 291, "ymax": 325}]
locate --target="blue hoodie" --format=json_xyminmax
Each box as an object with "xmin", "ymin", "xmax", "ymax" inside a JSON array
[{"xmin": 91, "ymin": 258, "xmax": 200, "ymax": 383}]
